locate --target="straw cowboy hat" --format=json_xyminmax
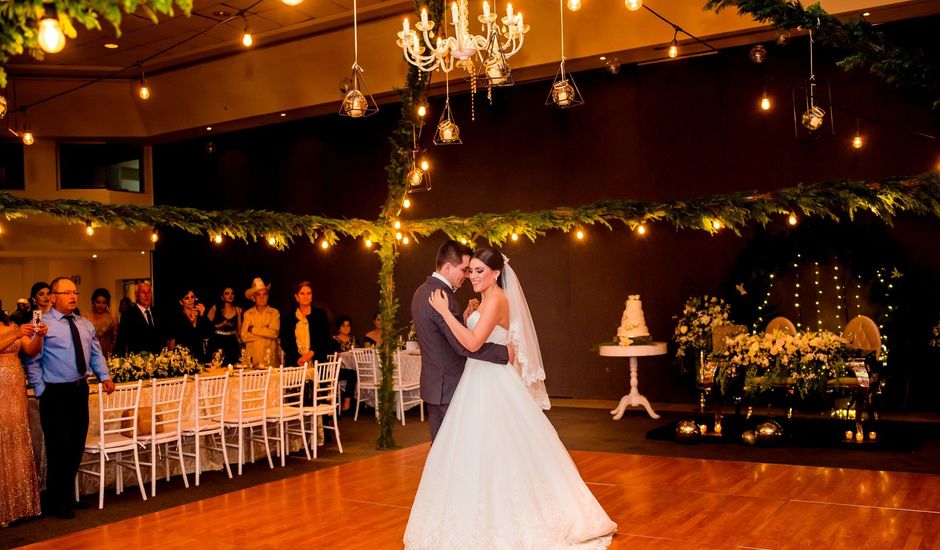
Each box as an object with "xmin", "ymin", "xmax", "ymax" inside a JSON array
[{"xmin": 245, "ymin": 277, "xmax": 271, "ymax": 299}]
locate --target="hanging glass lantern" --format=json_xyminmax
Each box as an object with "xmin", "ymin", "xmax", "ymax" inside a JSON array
[
  {"xmin": 433, "ymin": 98, "xmax": 462, "ymax": 145},
  {"xmin": 406, "ymin": 149, "xmax": 431, "ymax": 192},
  {"xmin": 801, "ymin": 105, "xmax": 826, "ymax": 131}
]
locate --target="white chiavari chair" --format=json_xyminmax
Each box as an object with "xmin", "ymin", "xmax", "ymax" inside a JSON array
[
  {"xmin": 76, "ymin": 380, "xmax": 146, "ymax": 509},
  {"xmin": 137, "ymin": 375, "xmax": 189, "ymax": 497},
  {"xmin": 181, "ymin": 372, "xmax": 232, "ymax": 486},
  {"xmin": 266, "ymin": 365, "xmax": 311, "ymax": 466},
  {"xmin": 306, "ymin": 359, "xmax": 343, "ymax": 458},
  {"xmin": 394, "ymin": 350, "xmax": 424, "ymax": 425},
  {"xmin": 352, "ymin": 347, "xmax": 379, "ymax": 421},
  {"xmin": 222, "ymin": 368, "xmax": 273, "ymax": 475}
]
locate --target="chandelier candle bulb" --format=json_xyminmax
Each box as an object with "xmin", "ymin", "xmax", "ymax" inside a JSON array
[
  {"xmin": 421, "ymin": 8, "xmax": 429, "ymax": 26},
  {"xmin": 483, "ymin": 1, "xmax": 490, "ymax": 17}
]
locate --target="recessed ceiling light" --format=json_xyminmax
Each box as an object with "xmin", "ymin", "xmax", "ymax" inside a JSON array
[
  {"xmin": 104, "ymin": 43, "xmax": 119, "ymax": 49},
  {"xmin": 280, "ymin": 113, "xmax": 287, "ymax": 117},
  {"xmin": 206, "ymin": 126, "xmax": 212, "ymax": 131},
  {"xmin": 599, "ymin": 56, "xmax": 606, "ymax": 61},
  {"xmin": 92, "ymin": 254, "xmax": 98, "ymax": 259},
  {"xmin": 213, "ymin": 10, "xmax": 231, "ymax": 17},
  {"xmin": 862, "ymin": 11, "xmax": 870, "ymax": 16}
]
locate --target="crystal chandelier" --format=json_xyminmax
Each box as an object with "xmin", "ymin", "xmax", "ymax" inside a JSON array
[{"xmin": 397, "ymin": 0, "xmax": 529, "ymax": 80}]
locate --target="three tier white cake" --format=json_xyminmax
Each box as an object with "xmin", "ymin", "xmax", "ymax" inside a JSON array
[{"xmin": 616, "ymin": 295, "xmax": 651, "ymax": 346}]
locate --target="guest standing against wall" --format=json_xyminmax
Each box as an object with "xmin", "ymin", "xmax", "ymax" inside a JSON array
[
  {"xmin": 207, "ymin": 287, "xmax": 242, "ymax": 365},
  {"xmin": 24, "ymin": 278, "xmax": 114, "ymax": 519},
  {"xmin": 281, "ymin": 281, "xmax": 335, "ymax": 367},
  {"xmin": 84, "ymin": 288, "xmax": 118, "ymax": 357},
  {"xmin": 241, "ymin": 278, "xmax": 280, "ymax": 367},
  {"xmin": 168, "ymin": 288, "xmax": 213, "ymax": 362},
  {"xmin": 114, "ymin": 282, "xmax": 165, "ymax": 356}
]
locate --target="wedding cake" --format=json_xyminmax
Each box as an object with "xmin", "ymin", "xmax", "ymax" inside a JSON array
[{"xmin": 616, "ymin": 295, "xmax": 651, "ymax": 346}]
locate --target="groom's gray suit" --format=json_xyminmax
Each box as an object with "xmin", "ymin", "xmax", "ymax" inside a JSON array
[{"xmin": 411, "ymin": 275, "xmax": 509, "ymax": 442}]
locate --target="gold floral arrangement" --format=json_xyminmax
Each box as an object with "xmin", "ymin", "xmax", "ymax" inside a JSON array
[
  {"xmin": 716, "ymin": 330, "xmax": 851, "ymax": 398},
  {"xmin": 107, "ymin": 346, "xmax": 204, "ymax": 383}
]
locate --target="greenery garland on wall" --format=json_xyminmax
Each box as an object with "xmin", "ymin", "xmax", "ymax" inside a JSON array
[{"xmin": 704, "ymin": 0, "xmax": 940, "ymax": 108}]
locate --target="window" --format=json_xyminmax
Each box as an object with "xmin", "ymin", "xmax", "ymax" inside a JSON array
[
  {"xmin": 59, "ymin": 142, "xmax": 144, "ymax": 192},
  {"xmin": 0, "ymin": 141, "xmax": 25, "ymax": 190}
]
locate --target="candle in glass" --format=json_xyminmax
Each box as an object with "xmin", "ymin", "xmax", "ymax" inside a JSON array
[
  {"xmin": 845, "ymin": 430, "xmax": 853, "ymax": 440},
  {"xmin": 855, "ymin": 432, "xmax": 864, "ymax": 442}
]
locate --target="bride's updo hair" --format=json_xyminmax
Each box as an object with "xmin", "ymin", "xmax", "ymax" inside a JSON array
[{"xmin": 472, "ymin": 246, "xmax": 505, "ymax": 288}]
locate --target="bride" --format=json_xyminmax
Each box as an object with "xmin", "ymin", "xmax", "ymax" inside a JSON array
[{"xmin": 404, "ymin": 246, "xmax": 617, "ymax": 549}]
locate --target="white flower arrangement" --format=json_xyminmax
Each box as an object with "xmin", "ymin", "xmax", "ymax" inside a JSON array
[
  {"xmin": 107, "ymin": 346, "xmax": 204, "ymax": 383},
  {"xmin": 672, "ymin": 295, "xmax": 731, "ymax": 360},
  {"xmin": 716, "ymin": 330, "xmax": 851, "ymax": 398}
]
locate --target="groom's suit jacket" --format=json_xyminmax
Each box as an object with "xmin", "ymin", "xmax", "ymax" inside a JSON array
[{"xmin": 411, "ymin": 275, "xmax": 509, "ymax": 406}]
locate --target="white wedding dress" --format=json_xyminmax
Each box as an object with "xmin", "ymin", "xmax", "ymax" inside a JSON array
[{"xmin": 404, "ymin": 312, "xmax": 617, "ymax": 550}]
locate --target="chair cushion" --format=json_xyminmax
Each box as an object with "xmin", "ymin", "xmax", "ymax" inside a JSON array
[
  {"xmin": 84, "ymin": 433, "xmax": 136, "ymax": 451},
  {"xmin": 265, "ymin": 406, "xmax": 303, "ymax": 419}
]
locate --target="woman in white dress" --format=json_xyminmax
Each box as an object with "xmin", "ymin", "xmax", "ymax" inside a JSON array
[{"xmin": 404, "ymin": 246, "xmax": 617, "ymax": 550}]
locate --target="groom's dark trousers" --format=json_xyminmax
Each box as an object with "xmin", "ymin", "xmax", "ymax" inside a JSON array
[{"xmin": 411, "ymin": 275, "xmax": 509, "ymax": 443}]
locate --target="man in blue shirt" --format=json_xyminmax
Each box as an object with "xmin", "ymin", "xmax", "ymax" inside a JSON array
[{"xmin": 25, "ymin": 277, "xmax": 114, "ymax": 519}]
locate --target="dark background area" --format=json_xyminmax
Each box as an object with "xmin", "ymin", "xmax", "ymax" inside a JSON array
[{"xmin": 153, "ymin": 23, "xmax": 940, "ymax": 409}]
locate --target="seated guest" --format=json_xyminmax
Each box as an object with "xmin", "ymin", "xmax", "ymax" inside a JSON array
[
  {"xmin": 207, "ymin": 287, "xmax": 243, "ymax": 366},
  {"xmin": 332, "ymin": 315, "xmax": 358, "ymax": 414},
  {"xmin": 0, "ymin": 302, "xmax": 44, "ymax": 525},
  {"xmin": 84, "ymin": 288, "xmax": 118, "ymax": 357},
  {"xmin": 333, "ymin": 315, "xmax": 357, "ymax": 353},
  {"xmin": 241, "ymin": 278, "xmax": 280, "ymax": 367},
  {"xmin": 281, "ymin": 281, "xmax": 335, "ymax": 367},
  {"xmin": 9, "ymin": 298, "xmax": 31, "ymax": 325},
  {"xmin": 114, "ymin": 282, "xmax": 166, "ymax": 356},
  {"xmin": 168, "ymin": 288, "xmax": 213, "ymax": 362},
  {"xmin": 363, "ymin": 312, "xmax": 383, "ymax": 348}
]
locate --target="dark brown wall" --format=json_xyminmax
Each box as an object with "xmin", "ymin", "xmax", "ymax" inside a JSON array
[{"xmin": 154, "ymin": 28, "xmax": 940, "ymax": 408}]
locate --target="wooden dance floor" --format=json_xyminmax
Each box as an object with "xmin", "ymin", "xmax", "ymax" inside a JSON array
[{"xmin": 19, "ymin": 444, "xmax": 940, "ymax": 549}]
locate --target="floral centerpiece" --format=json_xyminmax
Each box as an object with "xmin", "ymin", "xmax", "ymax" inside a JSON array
[
  {"xmin": 672, "ymin": 295, "xmax": 731, "ymax": 370},
  {"xmin": 107, "ymin": 346, "xmax": 204, "ymax": 383},
  {"xmin": 716, "ymin": 330, "xmax": 851, "ymax": 398}
]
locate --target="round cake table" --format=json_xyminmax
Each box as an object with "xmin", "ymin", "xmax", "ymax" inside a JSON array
[{"xmin": 599, "ymin": 343, "xmax": 667, "ymax": 420}]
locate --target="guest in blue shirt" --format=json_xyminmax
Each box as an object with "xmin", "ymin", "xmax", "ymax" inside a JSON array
[{"xmin": 24, "ymin": 277, "xmax": 114, "ymax": 519}]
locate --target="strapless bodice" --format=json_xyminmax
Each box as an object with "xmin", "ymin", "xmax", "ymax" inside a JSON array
[{"xmin": 467, "ymin": 311, "xmax": 508, "ymax": 344}]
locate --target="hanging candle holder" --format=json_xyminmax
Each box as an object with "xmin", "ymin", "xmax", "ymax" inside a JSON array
[
  {"xmin": 406, "ymin": 148, "xmax": 432, "ymax": 192},
  {"xmin": 339, "ymin": 0, "xmax": 379, "ymax": 118},
  {"xmin": 545, "ymin": 0, "xmax": 583, "ymax": 109},
  {"xmin": 791, "ymin": 30, "xmax": 833, "ymax": 136},
  {"xmin": 434, "ymin": 75, "xmax": 462, "ymax": 144}
]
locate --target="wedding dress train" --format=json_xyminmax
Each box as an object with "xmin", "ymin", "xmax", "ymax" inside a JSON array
[{"xmin": 404, "ymin": 312, "xmax": 616, "ymax": 549}]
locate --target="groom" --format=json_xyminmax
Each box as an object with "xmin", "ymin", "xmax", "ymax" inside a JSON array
[{"xmin": 411, "ymin": 240, "xmax": 513, "ymax": 442}]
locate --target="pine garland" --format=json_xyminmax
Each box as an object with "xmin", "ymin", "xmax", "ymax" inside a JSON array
[{"xmin": 704, "ymin": 0, "xmax": 940, "ymax": 108}]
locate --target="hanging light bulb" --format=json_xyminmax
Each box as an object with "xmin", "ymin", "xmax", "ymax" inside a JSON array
[
  {"xmin": 624, "ymin": 0, "xmax": 642, "ymax": 11},
  {"xmin": 364, "ymin": 238, "xmax": 373, "ymax": 248},
  {"xmin": 137, "ymin": 66, "xmax": 151, "ymax": 100},
  {"xmin": 213, "ymin": 234, "xmax": 223, "ymax": 244},
  {"xmin": 150, "ymin": 229, "xmax": 159, "ymax": 243},
  {"xmin": 85, "ymin": 224, "xmax": 95, "ymax": 236},
  {"xmin": 760, "ymin": 93, "xmax": 771, "ymax": 111},
  {"xmin": 402, "ymin": 236, "xmax": 411, "ymax": 245},
  {"xmin": 242, "ymin": 25, "xmax": 253, "ymax": 47},
  {"xmin": 267, "ymin": 236, "xmax": 277, "ymax": 246},
  {"xmin": 22, "ymin": 129, "xmax": 34, "ymax": 146},
  {"xmin": 575, "ymin": 229, "xmax": 585, "ymax": 240},
  {"xmin": 281, "ymin": 0, "xmax": 304, "ymax": 5},
  {"xmin": 711, "ymin": 220, "xmax": 722, "ymax": 230},
  {"xmin": 667, "ymin": 29, "xmax": 679, "ymax": 59},
  {"xmin": 403, "ymin": 198, "xmax": 412, "ymax": 209},
  {"xmin": 566, "ymin": 0, "xmax": 582, "ymax": 11},
  {"xmin": 38, "ymin": 8, "xmax": 66, "ymax": 54},
  {"xmin": 511, "ymin": 232, "xmax": 519, "ymax": 241},
  {"xmin": 393, "ymin": 220, "xmax": 402, "ymax": 230},
  {"xmin": 852, "ymin": 134, "xmax": 863, "ymax": 149},
  {"xmin": 788, "ymin": 213, "xmax": 798, "ymax": 226},
  {"xmin": 320, "ymin": 240, "xmax": 330, "ymax": 249},
  {"xmin": 637, "ymin": 224, "xmax": 647, "ymax": 235},
  {"xmin": 416, "ymin": 104, "xmax": 427, "ymax": 118},
  {"xmin": 395, "ymin": 231, "xmax": 403, "ymax": 241}
]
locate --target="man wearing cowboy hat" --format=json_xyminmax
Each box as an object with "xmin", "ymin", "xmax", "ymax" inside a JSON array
[{"xmin": 241, "ymin": 277, "xmax": 281, "ymax": 367}]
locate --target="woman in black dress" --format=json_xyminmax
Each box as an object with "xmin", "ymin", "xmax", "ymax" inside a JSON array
[
  {"xmin": 169, "ymin": 288, "xmax": 213, "ymax": 362},
  {"xmin": 207, "ymin": 287, "xmax": 243, "ymax": 365}
]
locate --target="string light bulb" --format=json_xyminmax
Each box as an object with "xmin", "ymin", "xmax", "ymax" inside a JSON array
[
  {"xmin": 150, "ymin": 230, "xmax": 159, "ymax": 243},
  {"xmin": 788, "ymin": 213, "xmax": 798, "ymax": 226},
  {"xmin": 575, "ymin": 229, "xmax": 585, "ymax": 240},
  {"xmin": 38, "ymin": 8, "xmax": 66, "ymax": 54},
  {"xmin": 22, "ymin": 129, "xmax": 34, "ymax": 146},
  {"xmin": 760, "ymin": 93, "xmax": 771, "ymax": 111},
  {"xmin": 402, "ymin": 236, "xmax": 411, "ymax": 245},
  {"xmin": 567, "ymin": 0, "xmax": 582, "ymax": 11},
  {"xmin": 511, "ymin": 232, "xmax": 519, "ymax": 241},
  {"xmin": 213, "ymin": 234, "xmax": 223, "ymax": 244},
  {"xmin": 85, "ymin": 224, "xmax": 95, "ymax": 236},
  {"xmin": 393, "ymin": 220, "xmax": 401, "ymax": 230},
  {"xmin": 624, "ymin": 0, "xmax": 642, "ymax": 11},
  {"xmin": 268, "ymin": 236, "xmax": 277, "ymax": 246},
  {"xmin": 711, "ymin": 220, "xmax": 722, "ymax": 230},
  {"xmin": 417, "ymin": 104, "xmax": 427, "ymax": 118},
  {"xmin": 852, "ymin": 118, "xmax": 863, "ymax": 149},
  {"xmin": 320, "ymin": 240, "xmax": 329, "ymax": 249},
  {"xmin": 395, "ymin": 231, "xmax": 403, "ymax": 241},
  {"xmin": 667, "ymin": 29, "xmax": 679, "ymax": 58},
  {"xmin": 637, "ymin": 224, "xmax": 647, "ymax": 235},
  {"xmin": 241, "ymin": 17, "xmax": 253, "ymax": 47},
  {"xmin": 137, "ymin": 66, "xmax": 151, "ymax": 100},
  {"xmin": 403, "ymin": 198, "xmax": 412, "ymax": 209}
]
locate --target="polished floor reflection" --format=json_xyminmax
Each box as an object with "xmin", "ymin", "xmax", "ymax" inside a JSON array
[{"xmin": 18, "ymin": 444, "xmax": 940, "ymax": 549}]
